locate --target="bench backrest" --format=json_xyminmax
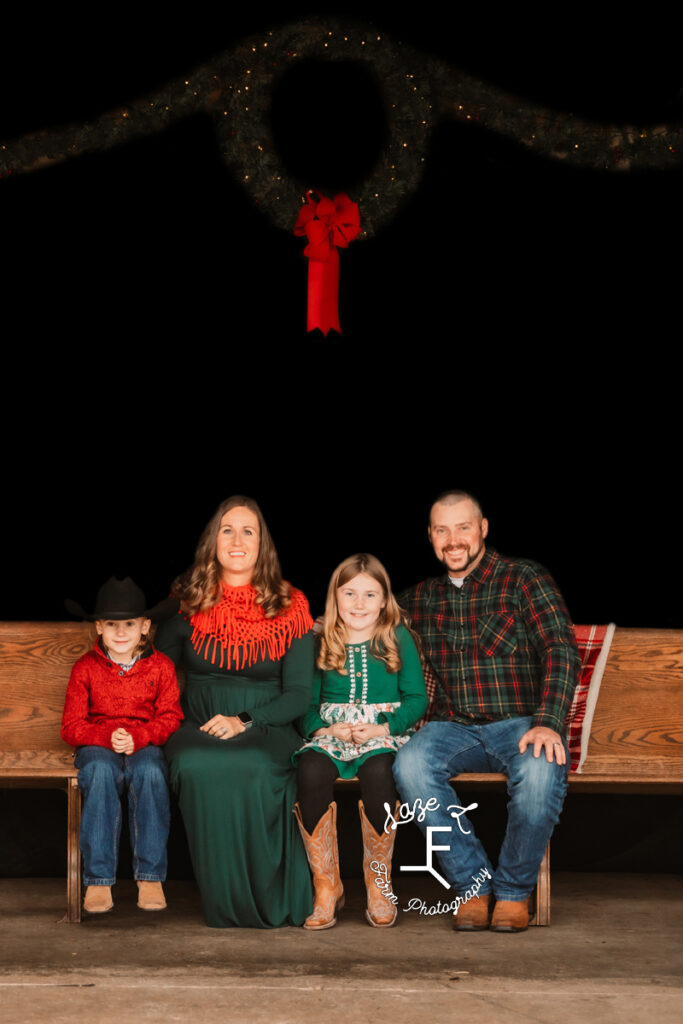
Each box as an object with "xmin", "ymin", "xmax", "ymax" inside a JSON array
[
  {"xmin": 581, "ymin": 627, "xmax": 683, "ymax": 784},
  {"xmin": 0, "ymin": 622, "xmax": 93, "ymax": 776},
  {"xmin": 0, "ymin": 623, "xmax": 681, "ymax": 783}
]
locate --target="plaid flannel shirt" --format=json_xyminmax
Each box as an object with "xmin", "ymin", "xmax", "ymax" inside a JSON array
[{"xmin": 399, "ymin": 547, "xmax": 580, "ymax": 734}]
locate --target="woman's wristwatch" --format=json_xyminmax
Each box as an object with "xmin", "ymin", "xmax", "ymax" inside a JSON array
[{"xmin": 237, "ymin": 712, "xmax": 253, "ymax": 729}]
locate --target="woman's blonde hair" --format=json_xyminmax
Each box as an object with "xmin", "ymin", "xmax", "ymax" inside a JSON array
[
  {"xmin": 318, "ymin": 553, "xmax": 403, "ymax": 673},
  {"xmin": 172, "ymin": 495, "xmax": 291, "ymax": 617}
]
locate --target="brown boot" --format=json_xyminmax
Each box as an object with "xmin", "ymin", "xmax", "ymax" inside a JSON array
[
  {"xmin": 293, "ymin": 802, "xmax": 344, "ymax": 930},
  {"xmin": 83, "ymin": 885, "xmax": 113, "ymax": 913},
  {"xmin": 452, "ymin": 893, "xmax": 490, "ymax": 931},
  {"xmin": 137, "ymin": 881, "xmax": 167, "ymax": 911},
  {"xmin": 359, "ymin": 800, "xmax": 398, "ymax": 927},
  {"xmin": 490, "ymin": 898, "xmax": 530, "ymax": 932}
]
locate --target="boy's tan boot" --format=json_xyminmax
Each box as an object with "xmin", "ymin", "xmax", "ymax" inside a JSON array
[
  {"xmin": 293, "ymin": 802, "xmax": 344, "ymax": 929},
  {"xmin": 137, "ymin": 881, "xmax": 167, "ymax": 910},
  {"xmin": 84, "ymin": 885, "xmax": 113, "ymax": 913}
]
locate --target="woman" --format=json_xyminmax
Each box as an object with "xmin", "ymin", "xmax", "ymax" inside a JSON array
[{"xmin": 154, "ymin": 496, "xmax": 314, "ymax": 928}]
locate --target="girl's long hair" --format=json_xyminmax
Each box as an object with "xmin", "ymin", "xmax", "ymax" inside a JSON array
[
  {"xmin": 172, "ymin": 495, "xmax": 290, "ymax": 617},
  {"xmin": 318, "ymin": 553, "xmax": 403, "ymax": 673}
]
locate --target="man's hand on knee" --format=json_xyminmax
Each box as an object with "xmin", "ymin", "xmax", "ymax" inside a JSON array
[{"xmin": 518, "ymin": 726, "xmax": 566, "ymax": 765}]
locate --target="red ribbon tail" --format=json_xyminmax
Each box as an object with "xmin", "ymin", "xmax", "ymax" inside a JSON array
[{"xmin": 307, "ymin": 249, "xmax": 341, "ymax": 335}]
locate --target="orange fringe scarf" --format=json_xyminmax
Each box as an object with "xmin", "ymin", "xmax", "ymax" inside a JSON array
[{"xmin": 189, "ymin": 584, "xmax": 313, "ymax": 670}]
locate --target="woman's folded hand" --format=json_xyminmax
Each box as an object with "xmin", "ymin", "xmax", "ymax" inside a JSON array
[{"xmin": 200, "ymin": 714, "xmax": 245, "ymax": 740}]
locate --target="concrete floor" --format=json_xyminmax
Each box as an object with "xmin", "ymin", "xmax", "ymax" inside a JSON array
[{"xmin": 0, "ymin": 873, "xmax": 681, "ymax": 1024}]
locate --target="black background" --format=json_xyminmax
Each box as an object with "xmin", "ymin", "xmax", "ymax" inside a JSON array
[{"xmin": 1, "ymin": 6, "xmax": 680, "ymax": 876}]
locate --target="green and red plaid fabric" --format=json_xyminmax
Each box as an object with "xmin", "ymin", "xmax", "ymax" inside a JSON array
[
  {"xmin": 400, "ymin": 548, "xmax": 581, "ymax": 734},
  {"xmin": 418, "ymin": 623, "xmax": 613, "ymax": 772}
]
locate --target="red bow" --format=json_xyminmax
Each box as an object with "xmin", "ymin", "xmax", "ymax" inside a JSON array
[{"xmin": 294, "ymin": 192, "xmax": 361, "ymax": 335}]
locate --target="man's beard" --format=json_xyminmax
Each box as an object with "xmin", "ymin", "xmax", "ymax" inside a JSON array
[{"xmin": 440, "ymin": 542, "xmax": 484, "ymax": 575}]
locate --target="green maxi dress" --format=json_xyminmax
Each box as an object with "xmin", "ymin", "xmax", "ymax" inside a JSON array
[{"xmin": 155, "ymin": 591, "xmax": 314, "ymax": 928}]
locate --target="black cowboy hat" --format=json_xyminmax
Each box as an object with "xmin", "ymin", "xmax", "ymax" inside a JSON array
[{"xmin": 65, "ymin": 576, "xmax": 178, "ymax": 622}]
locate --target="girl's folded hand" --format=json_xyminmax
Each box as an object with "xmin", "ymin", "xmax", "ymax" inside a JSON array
[
  {"xmin": 351, "ymin": 723, "xmax": 389, "ymax": 743},
  {"xmin": 315, "ymin": 723, "xmax": 354, "ymax": 741}
]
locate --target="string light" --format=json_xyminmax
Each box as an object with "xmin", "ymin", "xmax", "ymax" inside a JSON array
[{"xmin": 2, "ymin": 14, "xmax": 678, "ymax": 207}]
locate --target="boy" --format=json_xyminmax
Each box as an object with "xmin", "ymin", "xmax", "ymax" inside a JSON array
[{"xmin": 61, "ymin": 577, "xmax": 182, "ymax": 913}]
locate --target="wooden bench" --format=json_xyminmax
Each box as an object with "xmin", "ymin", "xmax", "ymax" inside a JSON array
[
  {"xmin": 1, "ymin": 623, "xmax": 681, "ymax": 924},
  {"xmin": 0, "ymin": 622, "xmax": 90, "ymax": 922}
]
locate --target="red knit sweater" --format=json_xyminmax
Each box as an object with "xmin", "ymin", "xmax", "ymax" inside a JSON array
[{"xmin": 61, "ymin": 641, "xmax": 183, "ymax": 751}]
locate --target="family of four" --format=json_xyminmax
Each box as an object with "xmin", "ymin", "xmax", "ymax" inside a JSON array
[{"xmin": 61, "ymin": 490, "xmax": 580, "ymax": 933}]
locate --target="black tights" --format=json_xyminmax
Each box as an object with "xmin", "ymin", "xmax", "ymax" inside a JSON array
[{"xmin": 296, "ymin": 751, "xmax": 398, "ymax": 834}]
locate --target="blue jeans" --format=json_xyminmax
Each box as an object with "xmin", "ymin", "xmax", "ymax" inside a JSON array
[
  {"xmin": 75, "ymin": 745, "xmax": 171, "ymax": 886},
  {"xmin": 392, "ymin": 718, "xmax": 569, "ymax": 901}
]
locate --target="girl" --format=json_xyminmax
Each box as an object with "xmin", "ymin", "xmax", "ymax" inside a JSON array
[
  {"xmin": 61, "ymin": 577, "xmax": 183, "ymax": 914},
  {"xmin": 293, "ymin": 554, "xmax": 427, "ymax": 929}
]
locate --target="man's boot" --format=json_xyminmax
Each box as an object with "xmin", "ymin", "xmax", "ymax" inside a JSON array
[
  {"xmin": 490, "ymin": 898, "xmax": 531, "ymax": 932},
  {"xmin": 453, "ymin": 893, "xmax": 491, "ymax": 931}
]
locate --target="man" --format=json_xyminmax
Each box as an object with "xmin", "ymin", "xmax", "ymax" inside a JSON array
[{"xmin": 393, "ymin": 490, "xmax": 580, "ymax": 932}]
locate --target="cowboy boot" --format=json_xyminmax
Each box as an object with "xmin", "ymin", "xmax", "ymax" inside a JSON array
[
  {"xmin": 293, "ymin": 802, "xmax": 345, "ymax": 930},
  {"xmin": 452, "ymin": 893, "xmax": 491, "ymax": 931},
  {"xmin": 490, "ymin": 897, "xmax": 531, "ymax": 932},
  {"xmin": 83, "ymin": 885, "xmax": 113, "ymax": 913},
  {"xmin": 137, "ymin": 881, "xmax": 167, "ymax": 911},
  {"xmin": 359, "ymin": 800, "xmax": 398, "ymax": 927}
]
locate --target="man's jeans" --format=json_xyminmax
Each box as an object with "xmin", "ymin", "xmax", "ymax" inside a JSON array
[
  {"xmin": 75, "ymin": 745, "xmax": 170, "ymax": 886},
  {"xmin": 393, "ymin": 717, "xmax": 569, "ymax": 900}
]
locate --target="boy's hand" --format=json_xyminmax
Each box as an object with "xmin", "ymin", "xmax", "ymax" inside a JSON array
[{"xmin": 111, "ymin": 728, "xmax": 135, "ymax": 755}]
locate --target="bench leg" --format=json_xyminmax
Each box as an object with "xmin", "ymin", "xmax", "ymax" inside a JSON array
[
  {"xmin": 532, "ymin": 843, "xmax": 550, "ymax": 926},
  {"xmin": 66, "ymin": 778, "xmax": 82, "ymax": 923}
]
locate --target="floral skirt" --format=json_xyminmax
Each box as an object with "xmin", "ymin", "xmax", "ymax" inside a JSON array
[{"xmin": 294, "ymin": 702, "xmax": 413, "ymax": 779}]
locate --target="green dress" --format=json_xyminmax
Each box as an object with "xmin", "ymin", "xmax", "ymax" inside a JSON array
[
  {"xmin": 155, "ymin": 605, "xmax": 314, "ymax": 928},
  {"xmin": 294, "ymin": 625, "xmax": 427, "ymax": 779}
]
